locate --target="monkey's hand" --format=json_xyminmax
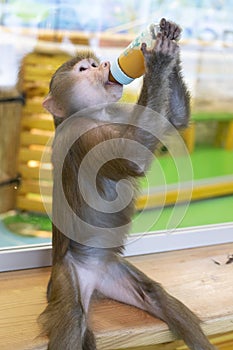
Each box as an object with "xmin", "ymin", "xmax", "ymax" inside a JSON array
[
  {"xmin": 159, "ymin": 18, "xmax": 182, "ymax": 41},
  {"xmin": 141, "ymin": 32, "xmax": 179, "ymax": 76},
  {"xmin": 138, "ymin": 22, "xmax": 190, "ymax": 128}
]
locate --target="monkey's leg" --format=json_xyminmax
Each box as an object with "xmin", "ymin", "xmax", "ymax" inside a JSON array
[
  {"xmin": 96, "ymin": 255, "xmax": 216, "ymax": 350},
  {"xmin": 38, "ymin": 253, "xmax": 97, "ymax": 350}
]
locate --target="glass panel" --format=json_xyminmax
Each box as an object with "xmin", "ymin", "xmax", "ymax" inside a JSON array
[{"xmin": 0, "ymin": 0, "xmax": 232, "ymax": 270}]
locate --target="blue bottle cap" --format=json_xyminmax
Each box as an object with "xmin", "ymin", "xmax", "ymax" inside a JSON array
[{"xmin": 110, "ymin": 59, "xmax": 134, "ymax": 85}]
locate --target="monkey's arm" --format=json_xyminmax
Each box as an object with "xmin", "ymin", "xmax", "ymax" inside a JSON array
[
  {"xmin": 138, "ymin": 19, "xmax": 190, "ymax": 129},
  {"xmin": 65, "ymin": 35, "xmax": 182, "ymax": 181},
  {"xmin": 69, "ymin": 121, "xmax": 147, "ymax": 180},
  {"xmin": 137, "ymin": 39, "xmax": 173, "ymax": 117},
  {"xmin": 166, "ymin": 56, "xmax": 190, "ymax": 128}
]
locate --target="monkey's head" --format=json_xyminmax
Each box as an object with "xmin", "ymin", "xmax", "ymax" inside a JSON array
[{"xmin": 43, "ymin": 50, "xmax": 123, "ymax": 123}]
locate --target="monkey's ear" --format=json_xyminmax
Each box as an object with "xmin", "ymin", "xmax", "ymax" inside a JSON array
[{"xmin": 43, "ymin": 94, "xmax": 64, "ymax": 117}]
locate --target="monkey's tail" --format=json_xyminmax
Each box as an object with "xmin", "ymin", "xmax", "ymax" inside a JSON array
[
  {"xmin": 38, "ymin": 257, "xmax": 96, "ymax": 350},
  {"xmin": 105, "ymin": 258, "xmax": 217, "ymax": 350}
]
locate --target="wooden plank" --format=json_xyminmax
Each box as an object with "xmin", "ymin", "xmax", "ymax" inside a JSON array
[
  {"xmin": 22, "ymin": 83, "xmax": 49, "ymax": 98},
  {"xmin": 18, "ymin": 180, "xmax": 52, "ymax": 196},
  {"xmin": 225, "ymin": 121, "xmax": 233, "ymax": 150},
  {"xmin": 0, "ymin": 244, "xmax": 233, "ymax": 350},
  {"xmin": 20, "ymin": 131, "xmax": 52, "ymax": 147},
  {"xmin": 23, "ymin": 52, "xmax": 72, "ymax": 66},
  {"xmin": 16, "ymin": 195, "xmax": 51, "ymax": 213},
  {"xmin": 22, "ymin": 100, "xmax": 48, "ymax": 115},
  {"xmin": 0, "ymin": 88, "xmax": 22, "ymax": 212},
  {"xmin": 23, "ymin": 73, "xmax": 53, "ymax": 83},
  {"xmin": 23, "ymin": 65, "xmax": 56, "ymax": 78},
  {"xmin": 16, "ymin": 178, "xmax": 233, "ymax": 213},
  {"xmin": 115, "ymin": 343, "xmax": 183, "ymax": 350},
  {"xmin": 0, "ymin": 186, "xmax": 17, "ymax": 214},
  {"xmin": 136, "ymin": 181, "xmax": 233, "ymax": 210},
  {"xmin": 19, "ymin": 164, "xmax": 52, "ymax": 181},
  {"xmin": 32, "ymin": 28, "xmax": 133, "ymax": 47},
  {"xmin": 114, "ymin": 333, "xmax": 233, "ymax": 350},
  {"xmin": 21, "ymin": 115, "xmax": 54, "ymax": 131},
  {"xmin": 215, "ymin": 122, "xmax": 227, "ymax": 148},
  {"xmin": 176, "ymin": 332, "xmax": 233, "ymax": 350},
  {"xmin": 19, "ymin": 148, "xmax": 51, "ymax": 163},
  {"xmin": 181, "ymin": 123, "xmax": 195, "ymax": 153}
]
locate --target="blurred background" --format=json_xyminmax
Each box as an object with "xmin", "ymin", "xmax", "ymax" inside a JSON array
[{"xmin": 0, "ymin": 0, "xmax": 232, "ymax": 255}]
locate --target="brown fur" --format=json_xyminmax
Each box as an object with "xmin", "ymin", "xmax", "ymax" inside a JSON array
[{"xmin": 39, "ymin": 19, "xmax": 216, "ymax": 350}]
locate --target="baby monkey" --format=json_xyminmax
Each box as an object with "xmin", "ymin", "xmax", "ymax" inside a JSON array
[{"xmin": 39, "ymin": 19, "xmax": 216, "ymax": 350}]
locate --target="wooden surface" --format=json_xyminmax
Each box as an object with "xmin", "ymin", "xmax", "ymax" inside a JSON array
[
  {"xmin": 0, "ymin": 88, "xmax": 22, "ymax": 213},
  {"xmin": 0, "ymin": 243, "xmax": 233, "ymax": 350}
]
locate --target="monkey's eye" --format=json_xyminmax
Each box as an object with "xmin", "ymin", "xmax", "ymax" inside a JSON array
[
  {"xmin": 79, "ymin": 66, "xmax": 88, "ymax": 72},
  {"xmin": 91, "ymin": 63, "xmax": 98, "ymax": 68}
]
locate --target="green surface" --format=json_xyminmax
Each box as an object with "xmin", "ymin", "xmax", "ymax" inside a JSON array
[
  {"xmin": 1, "ymin": 195, "xmax": 232, "ymax": 247},
  {"xmin": 191, "ymin": 112, "xmax": 233, "ymax": 122},
  {"xmin": 140, "ymin": 146, "xmax": 233, "ymax": 189},
  {"xmin": 131, "ymin": 195, "xmax": 233, "ymax": 233},
  {"xmin": 3, "ymin": 213, "xmax": 52, "ymax": 231},
  {"xmin": 136, "ymin": 146, "xmax": 233, "ymax": 233},
  {"xmin": 1, "ymin": 146, "xmax": 232, "ymax": 247}
]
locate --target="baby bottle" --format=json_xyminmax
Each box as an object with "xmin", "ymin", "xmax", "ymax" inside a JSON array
[{"xmin": 109, "ymin": 23, "xmax": 160, "ymax": 85}]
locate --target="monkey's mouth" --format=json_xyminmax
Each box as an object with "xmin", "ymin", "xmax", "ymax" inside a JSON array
[{"xmin": 105, "ymin": 79, "xmax": 122, "ymax": 87}]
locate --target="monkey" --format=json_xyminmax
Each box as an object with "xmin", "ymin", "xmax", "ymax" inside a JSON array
[{"xmin": 38, "ymin": 19, "xmax": 216, "ymax": 350}]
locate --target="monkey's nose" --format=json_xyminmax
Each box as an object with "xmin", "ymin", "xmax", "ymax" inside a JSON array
[{"xmin": 100, "ymin": 61, "xmax": 110, "ymax": 69}]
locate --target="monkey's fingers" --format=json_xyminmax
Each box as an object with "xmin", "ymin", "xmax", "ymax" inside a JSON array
[
  {"xmin": 142, "ymin": 32, "xmax": 165, "ymax": 54},
  {"xmin": 159, "ymin": 18, "xmax": 166, "ymax": 30},
  {"xmin": 172, "ymin": 25, "xmax": 182, "ymax": 41},
  {"xmin": 155, "ymin": 33, "xmax": 179, "ymax": 59},
  {"xmin": 154, "ymin": 32, "xmax": 165, "ymax": 51},
  {"xmin": 141, "ymin": 42, "xmax": 150, "ymax": 56},
  {"xmin": 159, "ymin": 18, "xmax": 182, "ymax": 41}
]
